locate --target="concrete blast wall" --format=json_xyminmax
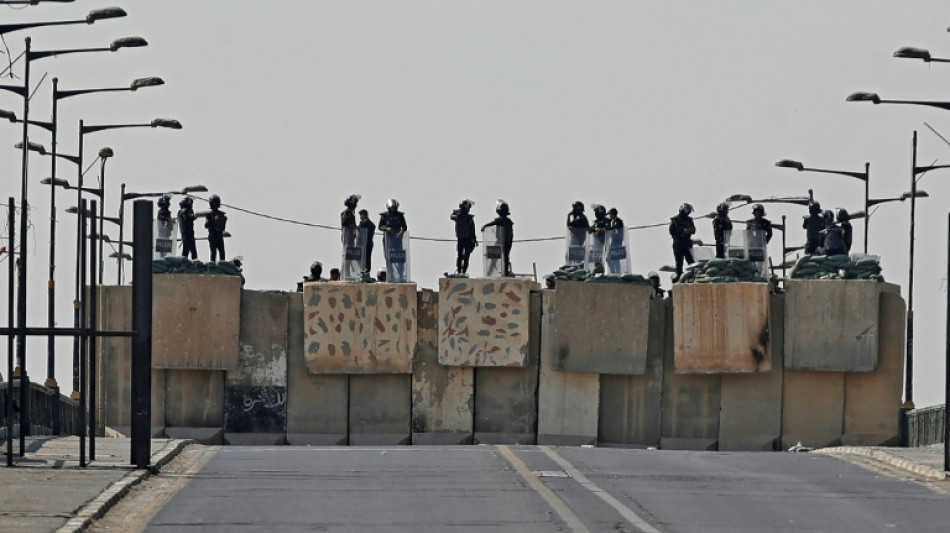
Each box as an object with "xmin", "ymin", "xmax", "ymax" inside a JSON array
[{"xmin": 96, "ymin": 277, "xmax": 905, "ymax": 451}]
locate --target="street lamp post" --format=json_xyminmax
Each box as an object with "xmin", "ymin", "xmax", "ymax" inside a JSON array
[{"xmin": 775, "ymin": 159, "xmax": 871, "ymax": 253}]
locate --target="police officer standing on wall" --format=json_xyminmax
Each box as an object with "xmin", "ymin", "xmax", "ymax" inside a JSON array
[
  {"xmin": 451, "ymin": 199, "xmax": 477, "ymax": 276},
  {"xmin": 746, "ymin": 203, "xmax": 773, "ymax": 243},
  {"xmin": 712, "ymin": 202, "xmax": 732, "ymax": 259},
  {"xmin": 803, "ymin": 201, "xmax": 823, "ymax": 254},
  {"xmin": 358, "ymin": 208, "xmax": 375, "ymax": 273},
  {"xmin": 669, "ymin": 203, "xmax": 696, "ymax": 282},
  {"xmin": 341, "ymin": 194, "xmax": 360, "ymax": 247},
  {"xmin": 178, "ymin": 196, "xmax": 198, "ymax": 259},
  {"xmin": 482, "ymin": 200, "xmax": 514, "ymax": 277},
  {"xmin": 379, "ymin": 198, "xmax": 408, "ymax": 279},
  {"xmin": 296, "ymin": 261, "xmax": 323, "ymax": 291},
  {"xmin": 204, "ymin": 194, "xmax": 228, "ymax": 262},
  {"xmin": 567, "ymin": 201, "xmax": 589, "ymax": 245},
  {"xmin": 837, "ymin": 208, "xmax": 853, "ymax": 253}
]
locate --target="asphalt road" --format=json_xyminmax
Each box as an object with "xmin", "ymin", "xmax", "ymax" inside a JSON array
[{"xmin": 141, "ymin": 445, "xmax": 950, "ymax": 532}]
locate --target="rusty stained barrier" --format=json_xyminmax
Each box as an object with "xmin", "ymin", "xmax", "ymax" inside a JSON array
[
  {"xmin": 673, "ymin": 283, "xmax": 771, "ymax": 373},
  {"xmin": 303, "ymin": 282, "xmax": 417, "ymax": 374}
]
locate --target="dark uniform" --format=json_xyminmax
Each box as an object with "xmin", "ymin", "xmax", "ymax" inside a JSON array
[
  {"xmin": 452, "ymin": 206, "xmax": 477, "ymax": 274},
  {"xmin": 341, "ymin": 207, "xmax": 357, "ymax": 246},
  {"xmin": 204, "ymin": 196, "xmax": 227, "ymax": 262},
  {"xmin": 712, "ymin": 213, "xmax": 732, "ymax": 259},
  {"xmin": 359, "ymin": 217, "xmax": 376, "ymax": 272},
  {"xmin": 483, "ymin": 213, "xmax": 514, "ymax": 277},
  {"xmin": 803, "ymin": 213, "xmax": 824, "ymax": 254},
  {"xmin": 177, "ymin": 198, "xmax": 198, "ymax": 260},
  {"xmin": 746, "ymin": 217, "xmax": 773, "ymax": 243},
  {"xmin": 669, "ymin": 209, "xmax": 695, "ymax": 280},
  {"xmin": 379, "ymin": 205, "xmax": 408, "ymax": 280}
]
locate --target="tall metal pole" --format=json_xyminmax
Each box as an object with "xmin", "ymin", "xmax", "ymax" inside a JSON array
[
  {"xmin": 781, "ymin": 215, "xmax": 787, "ymax": 280},
  {"xmin": 15, "ymin": 36, "xmax": 31, "ymax": 441},
  {"xmin": 944, "ymin": 210, "xmax": 949, "ymax": 473},
  {"xmin": 864, "ymin": 162, "xmax": 870, "ymax": 253},
  {"xmin": 78, "ymin": 199, "xmax": 87, "ymax": 467},
  {"xmin": 130, "ymin": 199, "xmax": 152, "ymax": 469},
  {"xmin": 97, "ymin": 160, "xmax": 105, "ymax": 285},
  {"xmin": 7, "ymin": 197, "xmax": 15, "ymax": 466},
  {"xmin": 47, "ymin": 77, "xmax": 60, "ymax": 433},
  {"xmin": 117, "ymin": 183, "xmax": 125, "ymax": 284},
  {"xmin": 88, "ymin": 200, "xmax": 97, "ymax": 461},
  {"xmin": 71, "ymin": 120, "xmax": 85, "ymax": 397},
  {"xmin": 906, "ymin": 131, "xmax": 917, "ymax": 409}
]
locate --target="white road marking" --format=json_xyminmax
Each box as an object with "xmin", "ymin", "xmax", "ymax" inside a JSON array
[
  {"xmin": 540, "ymin": 446, "xmax": 663, "ymax": 533},
  {"xmin": 497, "ymin": 445, "xmax": 591, "ymax": 533}
]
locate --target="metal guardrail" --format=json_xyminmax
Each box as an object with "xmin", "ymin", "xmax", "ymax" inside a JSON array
[
  {"xmin": 906, "ymin": 404, "xmax": 946, "ymax": 447},
  {"xmin": 0, "ymin": 381, "xmax": 79, "ymax": 441}
]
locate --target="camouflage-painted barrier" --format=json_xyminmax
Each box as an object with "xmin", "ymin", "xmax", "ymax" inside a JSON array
[{"xmin": 303, "ymin": 282, "xmax": 417, "ymax": 374}]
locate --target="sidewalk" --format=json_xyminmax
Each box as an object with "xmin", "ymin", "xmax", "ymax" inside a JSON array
[
  {"xmin": 816, "ymin": 443, "xmax": 949, "ymax": 480},
  {"xmin": 0, "ymin": 436, "xmax": 191, "ymax": 533}
]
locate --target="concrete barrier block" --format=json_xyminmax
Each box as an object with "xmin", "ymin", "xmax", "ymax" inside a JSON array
[
  {"xmin": 164, "ymin": 369, "xmax": 225, "ymax": 428},
  {"xmin": 303, "ymin": 283, "xmax": 417, "ymax": 374},
  {"xmin": 843, "ymin": 291, "xmax": 904, "ymax": 446},
  {"xmin": 662, "ymin": 299, "xmax": 721, "ymax": 450},
  {"xmin": 349, "ymin": 375, "xmax": 411, "ymax": 445},
  {"xmin": 598, "ymin": 299, "xmax": 666, "ymax": 447},
  {"xmin": 285, "ymin": 292, "xmax": 347, "ymax": 445},
  {"xmin": 673, "ymin": 283, "xmax": 771, "ymax": 373},
  {"xmin": 438, "ymin": 278, "xmax": 539, "ymax": 367},
  {"xmin": 784, "ymin": 280, "xmax": 880, "ymax": 371},
  {"xmin": 224, "ymin": 433, "xmax": 286, "ymax": 445},
  {"xmin": 225, "ymin": 291, "xmax": 288, "ymax": 436},
  {"xmin": 96, "ymin": 286, "xmax": 165, "ymax": 435},
  {"xmin": 538, "ymin": 290, "xmax": 599, "ymax": 445},
  {"xmin": 551, "ymin": 282, "xmax": 651, "ymax": 375},
  {"xmin": 152, "ymin": 274, "xmax": 241, "ymax": 370},
  {"xmin": 782, "ymin": 370, "xmax": 844, "ymax": 449},
  {"xmin": 474, "ymin": 291, "xmax": 541, "ymax": 444},
  {"xmin": 718, "ymin": 293, "xmax": 785, "ymax": 451},
  {"xmin": 411, "ymin": 289, "xmax": 474, "ymax": 445},
  {"xmin": 164, "ymin": 427, "xmax": 224, "ymax": 445}
]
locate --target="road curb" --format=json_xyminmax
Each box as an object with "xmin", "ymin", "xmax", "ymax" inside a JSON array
[
  {"xmin": 55, "ymin": 439, "xmax": 194, "ymax": 533},
  {"xmin": 814, "ymin": 446, "xmax": 947, "ymax": 480}
]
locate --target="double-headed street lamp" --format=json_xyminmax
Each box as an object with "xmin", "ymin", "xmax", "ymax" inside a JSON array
[{"xmin": 775, "ymin": 159, "xmax": 871, "ymax": 253}]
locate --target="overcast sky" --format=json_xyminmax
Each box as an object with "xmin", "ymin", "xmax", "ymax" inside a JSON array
[{"xmin": 2, "ymin": 1, "xmax": 950, "ymax": 406}]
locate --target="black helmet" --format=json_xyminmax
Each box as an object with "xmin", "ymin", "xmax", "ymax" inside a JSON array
[
  {"xmin": 716, "ymin": 202, "xmax": 729, "ymax": 215},
  {"xmin": 386, "ymin": 198, "xmax": 399, "ymax": 211},
  {"xmin": 809, "ymin": 201, "xmax": 821, "ymax": 215},
  {"xmin": 608, "ymin": 207, "xmax": 618, "ymax": 216},
  {"xmin": 679, "ymin": 203, "xmax": 694, "ymax": 215},
  {"xmin": 822, "ymin": 209, "xmax": 835, "ymax": 224},
  {"xmin": 648, "ymin": 271, "xmax": 659, "ymax": 280},
  {"xmin": 836, "ymin": 208, "xmax": 850, "ymax": 222},
  {"xmin": 344, "ymin": 194, "xmax": 361, "ymax": 208},
  {"xmin": 209, "ymin": 194, "xmax": 221, "ymax": 209},
  {"xmin": 158, "ymin": 194, "xmax": 171, "ymax": 209},
  {"xmin": 310, "ymin": 261, "xmax": 323, "ymax": 275},
  {"xmin": 572, "ymin": 201, "xmax": 584, "ymax": 213},
  {"xmin": 179, "ymin": 196, "xmax": 193, "ymax": 209},
  {"xmin": 459, "ymin": 199, "xmax": 474, "ymax": 211},
  {"xmin": 592, "ymin": 203, "xmax": 606, "ymax": 217},
  {"xmin": 752, "ymin": 203, "xmax": 766, "ymax": 216},
  {"xmin": 496, "ymin": 199, "xmax": 510, "ymax": 216}
]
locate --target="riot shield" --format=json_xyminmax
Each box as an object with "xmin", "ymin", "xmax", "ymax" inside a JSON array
[
  {"xmin": 482, "ymin": 226, "xmax": 506, "ymax": 277},
  {"xmin": 724, "ymin": 229, "xmax": 747, "ymax": 260},
  {"xmin": 383, "ymin": 230, "xmax": 411, "ymax": 282},
  {"xmin": 604, "ymin": 227, "xmax": 631, "ymax": 275},
  {"xmin": 341, "ymin": 226, "xmax": 364, "ymax": 280},
  {"xmin": 153, "ymin": 217, "xmax": 179, "ymax": 259},
  {"xmin": 565, "ymin": 227, "xmax": 588, "ymax": 266},
  {"xmin": 747, "ymin": 229, "xmax": 768, "ymax": 278},
  {"xmin": 585, "ymin": 230, "xmax": 606, "ymax": 270}
]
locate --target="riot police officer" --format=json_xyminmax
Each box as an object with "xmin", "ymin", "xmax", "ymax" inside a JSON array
[
  {"xmin": 358, "ymin": 209, "xmax": 375, "ymax": 273},
  {"xmin": 451, "ymin": 199, "xmax": 477, "ymax": 275},
  {"xmin": 296, "ymin": 261, "xmax": 323, "ymax": 292},
  {"xmin": 177, "ymin": 196, "xmax": 198, "ymax": 260},
  {"xmin": 820, "ymin": 209, "xmax": 846, "ymax": 255},
  {"xmin": 157, "ymin": 193, "xmax": 172, "ymax": 223},
  {"xmin": 482, "ymin": 200, "xmax": 514, "ymax": 277},
  {"xmin": 341, "ymin": 194, "xmax": 360, "ymax": 247},
  {"xmin": 204, "ymin": 194, "xmax": 228, "ymax": 262},
  {"xmin": 379, "ymin": 198, "xmax": 408, "ymax": 280},
  {"xmin": 567, "ymin": 201, "xmax": 589, "ymax": 243},
  {"xmin": 669, "ymin": 203, "xmax": 696, "ymax": 282},
  {"xmin": 837, "ymin": 208, "xmax": 853, "ymax": 253},
  {"xmin": 803, "ymin": 201, "xmax": 824, "ymax": 254},
  {"xmin": 648, "ymin": 271, "xmax": 665, "ymax": 298},
  {"xmin": 712, "ymin": 202, "xmax": 732, "ymax": 259},
  {"xmin": 746, "ymin": 203, "xmax": 773, "ymax": 243}
]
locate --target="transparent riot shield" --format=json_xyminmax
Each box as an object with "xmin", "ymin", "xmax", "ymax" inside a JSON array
[
  {"xmin": 724, "ymin": 229, "xmax": 747, "ymax": 260},
  {"xmin": 482, "ymin": 226, "xmax": 506, "ymax": 278},
  {"xmin": 585, "ymin": 230, "xmax": 606, "ymax": 270},
  {"xmin": 746, "ymin": 229, "xmax": 769, "ymax": 278},
  {"xmin": 153, "ymin": 217, "xmax": 178, "ymax": 259},
  {"xmin": 604, "ymin": 227, "xmax": 631, "ymax": 275},
  {"xmin": 341, "ymin": 226, "xmax": 364, "ymax": 280},
  {"xmin": 383, "ymin": 230, "xmax": 410, "ymax": 282},
  {"xmin": 565, "ymin": 227, "xmax": 588, "ymax": 266}
]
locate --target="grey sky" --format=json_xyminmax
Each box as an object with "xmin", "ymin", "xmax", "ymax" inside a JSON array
[{"xmin": 1, "ymin": 1, "xmax": 950, "ymax": 406}]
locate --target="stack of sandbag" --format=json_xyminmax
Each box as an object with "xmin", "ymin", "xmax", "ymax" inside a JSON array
[
  {"xmin": 152, "ymin": 256, "xmax": 243, "ymax": 277},
  {"xmin": 677, "ymin": 257, "xmax": 767, "ymax": 284},
  {"xmin": 788, "ymin": 254, "xmax": 883, "ymax": 280},
  {"xmin": 550, "ymin": 264, "xmax": 650, "ymax": 284}
]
